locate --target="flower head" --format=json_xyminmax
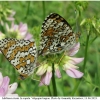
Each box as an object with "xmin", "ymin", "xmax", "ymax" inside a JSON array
[
  {"xmin": 36, "ymin": 42, "xmax": 84, "ymax": 86},
  {"xmin": 6, "ymin": 10, "xmax": 16, "ymax": 22},
  {"xmin": 5, "ymin": 22, "xmax": 32, "ymax": 39},
  {"xmin": 63, "ymin": 57, "xmax": 84, "ymax": 78},
  {"xmin": 39, "ymin": 66, "xmax": 52, "ymax": 86},
  {"xmin": 63, "ymin": 42, "xmax": 84, "ymax": 78},
  {"xmin": 0, "ymin": 2, "xmax": 15, "ymax": 26},
  {"xmin": 0, "ymin": 72, "xmax": 18, "ymax": 97},
  {"xmin": 36, "ymin": 64, "xmax": 53, "ymax": 86}
]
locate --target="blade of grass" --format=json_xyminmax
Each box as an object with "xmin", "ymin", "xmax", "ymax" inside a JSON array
[
  {"xmin": 47, "ymin": 86, "xmax": 52, "ymax": 96},
  {"xmin": 42, "ymin": 1, "xmax": 46, "ymax": 20}
]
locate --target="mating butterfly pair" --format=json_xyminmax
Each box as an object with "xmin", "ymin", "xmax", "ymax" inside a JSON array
[{"xmin": 0, "ymin": 13, "xmax": 78, "ymax": 79}]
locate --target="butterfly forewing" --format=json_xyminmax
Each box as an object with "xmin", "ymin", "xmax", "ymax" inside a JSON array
[
  {"xmin": 0, "ymin": 38, "xmax": 37, "ymax": 79},
  {"xmin": 39, "ymin": 13, "xmax": 77, "ymax": 55}
]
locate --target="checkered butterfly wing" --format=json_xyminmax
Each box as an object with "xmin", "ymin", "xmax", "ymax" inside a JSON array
[
  {"xmin": 0, "ymin": 38, "xmax": 37, "ymax": 79},
  {"xmin": 39, "ymin": 13, "xmax": 77, "ymax": 55}
]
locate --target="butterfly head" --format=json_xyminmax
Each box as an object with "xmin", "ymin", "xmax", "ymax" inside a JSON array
[
  {"xmin": 75, "ymin": 32, "xmax": 81, "ymax": 42},
  {"xmin": 18, "ymin": 74, "xmax": 28, "ymax": 80}
]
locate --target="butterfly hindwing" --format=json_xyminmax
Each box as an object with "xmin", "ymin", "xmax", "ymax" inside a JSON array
[
  {"xmin": 0, "ymin": 38, "xmax": 37, "ymax": 79},
  {"xmin": 39, "ymin": 13, "xmax": 77, "ymax": 55}
]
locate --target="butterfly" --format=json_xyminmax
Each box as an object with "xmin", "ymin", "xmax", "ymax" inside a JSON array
[
  {"xmin": 39, "ymin": 13, "xmax": 78, "ymax": 55},
  {"xmin": 0, "ymin": 38, "xmax": 37, "ymax": 80}
]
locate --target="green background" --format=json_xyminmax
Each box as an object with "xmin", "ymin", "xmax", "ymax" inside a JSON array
[{"xmin": 0, "ymin": 1, "xmax": 100, "ymax": 96}]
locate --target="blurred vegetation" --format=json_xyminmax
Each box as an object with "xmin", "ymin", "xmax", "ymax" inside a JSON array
[{"xmin": 0, "ymin": 1, "xmax": 100, "ymax": 96}]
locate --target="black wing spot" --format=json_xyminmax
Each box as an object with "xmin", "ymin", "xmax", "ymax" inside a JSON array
[{"xmin": 56, "ymin": 44, "xmax": 61, "ymax": 47}]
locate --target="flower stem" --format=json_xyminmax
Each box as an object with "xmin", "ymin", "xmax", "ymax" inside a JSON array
[
  {"xmin": 47, "ymin": 86, "xmax": 52, "ymax": 96},
  {"xmin": 42, "ymin": 1, "xmax": 46, "ymax": 19},
  {"xmin": 83, "ymin": 33, "xmax": 90, "ymax": 72},
  {"xmin": 95, "ymin": 43, "xmax": 100, "ymax": 84},
  {"xmin": 52, "ymin": 63, "xmax": 57, "ymax": 96}
]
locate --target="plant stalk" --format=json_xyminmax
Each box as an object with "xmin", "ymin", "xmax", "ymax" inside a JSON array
[
  {"xmin": 83, "ymin": 33, "xmax": 90, "ymax": 72},
  {"xmin": 52, "ymin": 63, "xmax": 57, "ymax": 96}
]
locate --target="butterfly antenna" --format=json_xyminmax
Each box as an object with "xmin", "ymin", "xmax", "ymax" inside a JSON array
[{"xmin": 58, "ymin": 51, "xmax": 66, "ymax": 64}]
